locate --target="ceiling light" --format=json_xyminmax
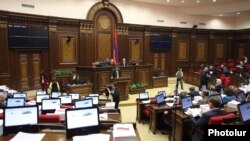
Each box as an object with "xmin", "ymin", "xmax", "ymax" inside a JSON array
[
  {"xmin": 197, "ymin": 0, "xmax": 200, "ymax": 3},
  {"xmin": 213, "ymin": 0, "xmax": 216, "ymax": 2},
  {"xmin": 219, "ymin": 14, "xmax": 223, "ymax": 16},
  {"xmin": 181, "ymin": 0, "xmax": 184, "ymax": 3},
  {"xmin": 166, "ymin": 0, "xmax": 170, "ymax": 2},
  {"xmin": 237, "ymin": 12, "xmax": 241, "ymax": 15}
]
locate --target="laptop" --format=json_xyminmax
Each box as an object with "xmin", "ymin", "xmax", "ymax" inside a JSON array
[
  {"xmin": 59, "ymin": 95, "xmax": 72, "ymax": 105},
  {"xmin": 157, "ymin": 91, "xmax": 167, "ymax": 98},
  {"xmin": 36, "ymin": 94, "xmax": 50, "ymax": 104},
  {"xmin": 36, "ymin": 90, "xmax": 47, "ymax": 95},
  {"xmin": 139, "ymin": 92, "xmax": 149, "ymax": 100},
  {"xmin": 6, "ymin": 97, "xmax": 25, "ymax": 107},
  {"xmin": 69, "ymin": 93, "xmax": 80, "ymax": 100},
  {"xmin": 85, "ymin": 96, "xmax": 99, "ymax": 105},
  {"xmin": 51, "ymin": 92, "xmax": 61, "ymax": 98},
  {"xmin": 237, "ymin": 101, "xmax": 250, "ymax": 124},
  {"xmin": 65, "ymin": 107, "xmax": 100, "ymax": 138},
  {"xmin": 74, "ymin": 99, "xmax": 93, "ymax": 108},
  {"xmin": 181, "ymin": 96, "xmax": 192, "ymax": 112},
  {"xmin": 13, "ymin": 93, "xmax": 27, "ymax": 100},
  {"xmin": 41, "ymin": 98, "xmax": 61, "ymax": 114},
  {"xmin": 155, "ymin": 93, "xmax": 165, "ymax": 106},
  {"xmin": 235, "ymin": 90, "xmax": 246, "ymax": 103},
  {"xmin": 3, "ymin": 105, "xmax": 39, "ymax": 135}
]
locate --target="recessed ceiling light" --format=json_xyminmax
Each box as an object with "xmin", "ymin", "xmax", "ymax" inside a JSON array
[
  {"xmin": 166, "ymin": 0, "xmax": 170, "ymax": 2},
  {"xmin": 197, "ymin": 0, "xmax": 200, "ymax": 3},
  {"xmin": 181, "ymin": 0, "xmax": 184, "ymax": 3},
  {"xmin": 219, "ymin": 14, "xmax": 223, "ymax": 16},
  {"xmin": 213, "ymin": 0, "xmax": 216, "ymax": 2},
  {"xmin": 237, "ymin": 12, "xmax": 241, "ymax": 15}
]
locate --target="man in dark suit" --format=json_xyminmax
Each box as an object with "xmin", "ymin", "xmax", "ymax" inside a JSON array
[
  {"xmin": 111, "ymin": 65, "xmax": 121, "ymax": 79},
  {"xmin": 188, "ymin": 97, "xmax": 227, "ymax": 141},
  {"xmin": 120, "ymin": 58, "xmax": 128, "ymax": 67},
  {"xmin": 110, "ymin": 83, "xmax": 120, "ymax": 109}
]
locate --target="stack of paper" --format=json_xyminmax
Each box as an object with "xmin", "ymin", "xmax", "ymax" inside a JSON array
[
  {"xmin": 113, "ymin": 124, "xmax": 136, "ymax": 141},
  {"xmin": 73, "ymin": 133, "xmax": 110, "ymax": 141},
  {"xmin": 105, "ymin": 102, "xmax": 115, "ymax": 109},
  {"xmin": 227, "ymin": 100, "xmax": 240, "ymax": 109},
  {"xmin": 10, "ymin": 132, "xmax": 45, "ymax": 141}
]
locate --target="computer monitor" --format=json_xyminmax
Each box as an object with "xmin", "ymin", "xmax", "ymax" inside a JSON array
[
  {"xmin": 65, "ymin": 107, "xmax": 100, "ymax": 138},
  {"xmin": 236, "ymin": 90, "xmax": 246, "ymax": 103},
  {"xmin": 51, "ymin": 92, "xmax": 61, "ymax": 98},
  {"xmin": 36, "ymin": 94, "xmax": 50, "ymax": 104},
  {"xmin": 181, "ymin": 96, "xmax": 192, "ymax": 111},
  {"xmin": 36, "ymin": 90, "xmax": 47, "ymax": 95},
  {"xmin": 13, "ymin": 93, "xmax": 27, "ymax": 100},
  {"xmin": 139, "ymin": 92, "xmax": 149, "ymax": 100},
  {"xmin": 157, "ymin": 91, "xmax": 167, "ymax": 98},
  {"xmin": 74, "ymin": 99, "xmax": 93, "ymax": 108},
  {"xmin": 155, "ymin": 93, "xmax": 165, "ymax": 106},
  {"xmin": 237, "ymin": 101, "xmax": 250, "ymax": 124},
  {"xmin": 41, "ymin": 98, "xmax": 61, "ymax": 114},
  {"xmin": 85, "ymin": 96, "xmax": 99, "ymax": 105},
  {"xmin": 69, "ymin": 93, "xmax": 80, "ymax": 100},
  {"xmin": 59, "ymin": 95, "xmax": 72, "ymax": 105},
  {"xmin": 6, "ymin": 98, "xmax": 25, "ymax": 107},
  {"xmin": 89, "ymin": 93, "xmax": 99, "ymax": 97},
  {"xmin": 3, "ymin": 105, "xmax": 39, "ymax": 135}
]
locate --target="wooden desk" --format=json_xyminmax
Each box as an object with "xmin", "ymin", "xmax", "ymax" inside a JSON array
[
  {"xmin": 111, "ymin": 77, "xmax": 130, "ymax": 100},
  {"xmin": 152, "ymin": 76, "xmax": 168, "ymax": 88},
  {"xmin": 136, "ymin": 99, "xmax": 150, "ymax": 123},
  {"xmin": 149, "ymin": 104, "xmax": 173, "ymax": 134},
  {"xmin": 0, "ymin": 126, "xmax": 141, "ymax": 141},
  {"xmin": 66, "ymin": 83, "xmax": 93, "ymax": 97}
]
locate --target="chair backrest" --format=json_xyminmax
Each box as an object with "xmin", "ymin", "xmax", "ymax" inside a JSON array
[
  {"xmin": 39, "ymin": 114, "xmax": 60, "ymax": 123},
  {"xmin": 208, "ymin": 113, "xmax": 236, "ymax": 125}
]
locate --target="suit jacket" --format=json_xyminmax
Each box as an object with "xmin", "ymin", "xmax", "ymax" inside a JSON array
[
  {"xmin": 111, "ymin": 68, "xmax": 121, "ymax": 79},
  {"xmin": 111, "ymin": 88, "xmax": 120, "ymax": 101},
  {"xmin": 192, "ymin": 108, "xmax": 226, "ymax": 128}
]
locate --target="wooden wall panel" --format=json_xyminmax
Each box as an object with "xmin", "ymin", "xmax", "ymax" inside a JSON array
[
  {"xmin": 97, "ymin": 33, "xmax": 112, "ymax": 60},
  {"xmin": 215, "ymin": 42, "xmax": 225, "ymax": 60},
  {"xmin": 19, "ymin": 54, "xmax": 29, "ymax": 90},
  {"xmin": 129, "ymin": 38, "xmax": 143, "ymax": 61},
  {"xmin": 195, "ymin": 40, "xmax": 207, "ymax": 61},
  {"xmin": 59, "ymin": 35, "xmax": 78, "ymax": 64},
  {"xmin": 177, "ymin": 40, "xmax": 189, "ymax": 61},
  {"xmin": 32, "ymin": 54, "xmax": 41, "ymax": 89}
]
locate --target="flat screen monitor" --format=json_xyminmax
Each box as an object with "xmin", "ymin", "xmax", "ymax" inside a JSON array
[
  {"xmin": 59, "ymin": 95, "xmax": 72, "ymax": 104},
  {"xmin": 181, "ymin": 96, "xmax": 192, "ymax": 111},
  {"xmin": 51, "ymin": 92, "xmax": 61, "ymax": 98},
  {"xmin": 3, "ymin": 105, "xmax": 39, "ymax": 135},
  {"xmin": 36, "ymin": 94, "xmax": 50, "ymax": 104},
  {"xmin": 155, "ymin": 93, "xmax": 165, "ymax": 106},
  {"xmin": 41, "ymin": 98, "xmax": 61, "ymax": 114},
  {"xmin": 89, "ymin": 93, "xmax": 99, "ymax": 97},
  {"xmin": 74, "ymin": 99, "xmax": 93, "ymax": 108},
  {"xmin": 6, "ymin": 98, "xmax": 25, "ymax": 107},
  {"xmin": 237, "ymin": 101, "xmax": 250, "ymax": 124},
  {"xmin": 85, "ymin": 96, "xmax": 99, "ymax": 105},
  {"xmin": 139, "ymin": 92, "xmax": 149, "ymax": 100},
  {"xmin": 36, "ymin": 90, "xmax": 47, "ymax": 95},
  {"xmin": 157, "ymin": 91, "xmax": 167, "ymax": 98},
  {"xmin": 65, "ymin": 107, "xmax": 100, "ymax": 138},
  {"xmin": 69, "ymin": 93, "xmax": 80, "ymax": 100},
  {"xmin": 236, "ymin": 91, "xmax": 246, "ymax": 103},
  {"xmin": 13, "ymin": 93, "xmax": 27, "ymax": 100}
]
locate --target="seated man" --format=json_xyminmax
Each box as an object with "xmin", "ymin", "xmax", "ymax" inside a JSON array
[
  {"xmin": 188, "ymin": 87, "xmax": 199, "ymax": 98},
  {"xmin": 197, "ymin": 91, "xmax": 209, "ymax": 105},
  {"xmin": 210, "ymin": 79, "xmax": 224, "ymax": 93},
  {"xmin": 187, "ymin": 97, "xmax": 227, "ymax": 141}
]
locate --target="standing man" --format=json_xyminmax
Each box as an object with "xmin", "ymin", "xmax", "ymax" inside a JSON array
[
  {"xmin": 199, "ymin": 66, "xmax": 210, "ymax": 90},
  {"xmin": 40, "ymin": 69, "xmax": 49, "ymax": 93},
  {"xmin": 176, "ymin": 67, "xmax": 184, "ymax": 90},
  {"xmin": 110, "ymin": 83, "xmax": 120, "ymax": 109},
  {"xmin": 111, "ymin": 65, "xmax": 121, "ymax": 79}
]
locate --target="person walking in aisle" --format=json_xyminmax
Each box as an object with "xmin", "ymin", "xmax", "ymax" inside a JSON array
[{"xmin": 176, "ymin": 67, "xmax": 184, "ymax": 90}]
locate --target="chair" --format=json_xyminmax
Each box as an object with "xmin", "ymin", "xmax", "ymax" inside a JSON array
[
  {"xmin": 0, "ymin": 113, "xmax": 3, "ymax": 119},
  {"xmin": 39, "ymin": 114, "xmax": 60, "ymax": 123},
  {"xmin": 208, "ymin": 113, "xmax": 236, "ymax": 125}
]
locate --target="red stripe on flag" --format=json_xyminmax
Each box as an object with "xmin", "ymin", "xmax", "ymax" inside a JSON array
[{"xmin": 113, "ymin": 28, "xmax": 118, "ymax": 64}]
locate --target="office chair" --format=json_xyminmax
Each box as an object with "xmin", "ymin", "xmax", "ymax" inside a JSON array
[
  {"xmin": 208, "ymin": 113, "xmax": 236, "ymax": 125},
  {"xmin": 39, "ymin": 114, "xmax": 61, "ymax": 123}
]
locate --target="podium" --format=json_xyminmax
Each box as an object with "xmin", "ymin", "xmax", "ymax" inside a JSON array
[{"xmin": 111, "ymin": 77, "xmax": 130, "ymax": 101}]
